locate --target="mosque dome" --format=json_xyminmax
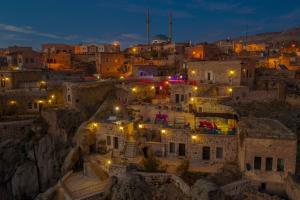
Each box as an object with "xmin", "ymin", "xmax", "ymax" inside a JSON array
[{"xmin": 152, "ymin": 34, "xmax": 169, "ymax": 44}]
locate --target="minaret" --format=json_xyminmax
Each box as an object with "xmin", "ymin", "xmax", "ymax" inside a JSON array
[
  {"xmin": 146, "ymin": 9, "xmax": 150, "ymax": 45},
  {"xmin": 169, "ymin": 12, "xmax": 173, "ymax": 43}
]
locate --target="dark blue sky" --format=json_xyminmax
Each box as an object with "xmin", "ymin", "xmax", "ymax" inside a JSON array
[{"xmin": 0, "ymin": 0, "xmax": 299, "ymax": 49}]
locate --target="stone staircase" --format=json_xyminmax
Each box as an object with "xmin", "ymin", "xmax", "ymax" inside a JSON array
[{"xmin": 124, "ymin": 141, "xmax": 137, "ymax": 158}]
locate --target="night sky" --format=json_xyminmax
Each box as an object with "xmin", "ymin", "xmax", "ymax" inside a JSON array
[{"xmin": 0, "ymin": 0, "xmax": 300, "ymax": 49}]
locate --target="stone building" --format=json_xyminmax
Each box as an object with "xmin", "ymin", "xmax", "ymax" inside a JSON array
[
  {"xmin": 0, "ymin": 69, "xmax": 45, "ymax": 90},
  {"xmin": 95, "ymin": 52, "xmax": 129, "ymax": 78},
  {"xmin": 187, "ymin": 60, "xmax": 255, "ymax": 87},
  {"xmin": 6, "ymin": 46, "xmax": 43, "ymax": 69},
  {"xmin": 185, "ymin": 44, "xmax": 223, "ymax": 60},
  {"xmin": 238, "ymin": 118, "xmax": 297, "ymax": 194},
  {"xmin": 43, "ymin": 52, "xmax": 72, "ymax": 70},
  {"xmin": 74, "ymin": 43, "xmax": 120, "ymax": 55},
  {"xmin": 63, "ymin": 80, "xmax": 115, "ymax": 111},
  {"xmin": 42, "ymin": 43, "xmax": 74, "ymax": 54}
]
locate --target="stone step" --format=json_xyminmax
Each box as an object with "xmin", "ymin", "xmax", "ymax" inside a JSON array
[{"xmin": 124, "ymin": 142, "xmax": 137, "ymax": 158}]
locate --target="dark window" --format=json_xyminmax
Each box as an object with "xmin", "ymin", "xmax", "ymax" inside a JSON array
[
  {"xmin": 113, "ymin": 137, "xmax": 119, "ymax": 149},
  {"xmin": 254, "ymin": 156, "xmax": 262, "ymax": 170},
  {"xmin": 216, "ymin": 147, "xmax": 223, "ymax": 159},
  {"xmin": 207, "ymin": 72, "xmax": 211, "ymax": 81},
  {"xmin": 277, "ymin": 158, "xmax": 284, "ymax": 172},
  {"xmin": 266, "ymin": 157, "xmax": 273, "ymax": 171},
  {"xmin": 28, "ymin": 102, "xmax": 32, "ymax": 109},
  {"xmin": 178, "ymin": 143, "xmax": 185, "ymax": 156},
  {"xmin": 202, "ymin": 146, "xmax": 210, "ymax": 160},
  {"xmin": 34, "ymin": 103, "xmax": 38, "ymax": 109},
  {"xmin": 107, "ymin": 136, "xmax": 111, "ymax": 145},
  {"xmin": 169, "ymin": 142, "xmax": 175, "ymax": 153},
  {"xmin": 175, "ymin": 94, "xmax": 179, "ymax": 103},
  {"xmin": 67, "ymin": 95, "xmax": 71, "ymax": 102},
  {"xmin": 31, "ymin": 58, "xmax": 34, "ymax": 63},
  {"xmin": 181, "ymin": 94, "xmax": 184, "ymax": 102}
]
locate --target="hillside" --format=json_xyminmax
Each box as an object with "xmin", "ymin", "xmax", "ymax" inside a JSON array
[{"xmin": 231, "ymin": 26, "xmax": 300, "ymax": 43}]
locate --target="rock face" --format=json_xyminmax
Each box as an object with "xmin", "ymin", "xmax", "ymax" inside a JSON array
[
  {"xmin": 111, "ymin": 174, "xmax": 153, "ymax": 200},
  {"xmin": 191, "ymin": 179, "xmax": 226, "ymax": 200},
  {"xmin": 154, "ymin": 182, "xmax": 189, "ymax": 200},
  {"xmin": 0, "ymin": 108, "xmax": 86, "ymax": 200},
  {"xmin": 12, "ymin": 162, "xmax": 39, "ymax": 200}
]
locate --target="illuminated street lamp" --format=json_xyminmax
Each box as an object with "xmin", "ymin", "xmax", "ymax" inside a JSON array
[
  {"xmin": 229, "ymin": 70, "xmax": 235, "ymax": 76},
  {"xmin": 131, "ymin": 87, "xmax": 137, "ymax": 92},
  {"xmin": 8, "ymin": 100, "xmax": 17, "ymax": 105},
  {"xmin": 115, "ymin": 106, "xmax": 120, "ymax": 112}
]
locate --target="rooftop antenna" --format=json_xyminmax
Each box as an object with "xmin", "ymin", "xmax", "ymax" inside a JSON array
[
  {"xmin": 146, "ymin": 9, "xmax": 150, "ymax": 45},
  {"xmin": 169, "ymin": 12, "xmax": 173, "ymax": 43}
]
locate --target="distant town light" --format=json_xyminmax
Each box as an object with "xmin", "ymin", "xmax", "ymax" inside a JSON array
[
  {"xmin": 4, "ymin": 77, "xmax": 10, "ymax": 81},
  {"xmin": 120, "ymin": 76, "xmax": 125, "ymax": 80},
  {"xmin": 191, "ymin": 135, "xmax": 197, "ymax": 140},
  {"xmin": 150, "ymin": 86, "xmax": 155, "ymax": 90},
  {"xmin": 190, "ymin": 97, "xmax": 195, "ymax": 102},
  {"xmin": 179, "ymin": 75, "xmax": 183, "ymax": 79},
  {"xmin": 48, "ymin": 99, "xmax": 52, "ymax": 104},
  {"xmin": 165, "ymin": 81, "xmax": 169, "ymax": 85},
  {"xmin": 191, "ymin": 70, "xmax": 196, "ymax": 75},
  {"xmin": 132, "ymin": 47, "xmax": 137, "ymax": 53},
  {"xmin": 138, "ymin": 124, "xmax": 144, "ymax": 129},
  {"xmin": 228, "ymin": 88, "xmax": 233, "ymax": 93},
  {"xmin": 37, "ymin": 100, "xmax": 44, "ymax": 104},
  {"xmin": 8, "ymin": 100, "xmax": 16, "ymax": 105},
  {"xmin": 115, "ymin": 106, "xmax": 120, "ymax": 111},
  {"xmin": 119, "ymin": 126, "xmax": 124, "ymax": 130},
  {"xmin": 193, "ymin": 86, "xmax": 198, "ymax": 91},
  {"xmin": 168, "ymin": 76, "xmax": 171, "ymax": 79},
  {"xmin": 107, "ymin": 160, "xmax": 112, "ymax": 165},
  {"xmin": 51, "ymin": 94, "xmax": 55, "ymax": 99},
  {"xmin": 161, "ymin": 129, "xmax": 166, "ymax": 134}
]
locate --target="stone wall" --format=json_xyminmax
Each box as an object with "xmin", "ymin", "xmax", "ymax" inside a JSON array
[
  {"xmin": 232, "ymin": 88, "xmax": 278, "ymax": 103},
  {"xmin": 221, "ymin": 179, "xmax": 254, "ymax": 197},
  {"xmin": 108, "ymin": 164, "xmax": 127, "ymax": 177},
  {"xmin": 0, "ymin": 119, "xmax": 33, "ymax": 140},
  {"xmin": 134, "ymin": 172, "xmax": 191, "ymax": 196},
  {"xmin": 285, "ymin": 173, "xmax": 300, "ymax": 200}
]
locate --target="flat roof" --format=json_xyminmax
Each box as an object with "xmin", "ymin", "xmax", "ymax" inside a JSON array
[{"xmin": 238, "ymin": 117, "xmax": 296, "ymax": 140}]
